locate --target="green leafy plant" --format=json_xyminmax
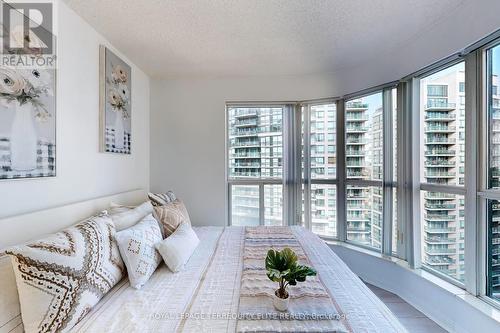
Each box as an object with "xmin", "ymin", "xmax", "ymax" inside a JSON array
[{"xmin": 265, "ymin": 247, "xmax": 317, "ymax": 299}]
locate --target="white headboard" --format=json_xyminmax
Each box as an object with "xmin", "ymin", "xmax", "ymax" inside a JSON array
[{"xmin": 0, "ymin": 189, "xmax": 147, "ymax": 332}]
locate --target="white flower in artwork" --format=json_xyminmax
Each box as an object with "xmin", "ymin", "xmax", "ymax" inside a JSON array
[
  {"xmin": 111, "ymin": 64, "xmax": 128, "ymax": 83},
  {"xmin": 0, "ymin": 67, "xmax": 27, "ymax": 96},
  {"xmin": 117, "ymin": 83, "xmax": 129, "ymax": 102},
  {"xmin": 108, "ymin": 88, "xmax": 124, "ymax": 109}
]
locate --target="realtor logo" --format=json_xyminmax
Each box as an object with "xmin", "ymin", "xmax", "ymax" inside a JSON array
[{"xmin": 1, "ymin": 1, "xmax": 54, "ymax": 55}]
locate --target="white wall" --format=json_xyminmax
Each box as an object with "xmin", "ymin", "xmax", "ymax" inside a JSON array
[
  {"xmin": 0, "ymin": 2, "xmax": 150, "ymax": 218},
  {"xmin": 150, "ymin": 74, "xmax": 338, "ymax": 226}
]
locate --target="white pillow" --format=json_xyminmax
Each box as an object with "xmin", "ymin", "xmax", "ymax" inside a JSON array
[
  {"xmin": 155, "ymin": 223, "xmax": 200, "ymax": 272},
  {"xmin": 115, "ymin": 214, "xmax": 163, "ymax": 289},
  {"xmin": 109, "ymin": 201, "xmax": 153, "ymax": 231}
]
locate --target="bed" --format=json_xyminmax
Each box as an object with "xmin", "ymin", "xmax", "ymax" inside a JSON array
[
  {"xmin": 71, "ymin": 226, "xmax": 406, "ymax": 333},
  {"xmin": 0, "ymin": 191, "xmax": 406, "ymax": 333}
]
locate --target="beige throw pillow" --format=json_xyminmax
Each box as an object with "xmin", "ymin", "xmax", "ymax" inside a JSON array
[{"xmin": 153, "ymin": 199, "xmax": 191, "ymax": 237}]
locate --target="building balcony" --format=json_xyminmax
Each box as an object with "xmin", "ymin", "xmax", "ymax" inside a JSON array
[
  {"xmin": 345, "ymin": 150, "xmax": 365, "ymax": 156},
  {"xmin": 346, "ymin": 126, "xmax": 369, "ymax": 133},
  {"xmin": 345, "ymin": 102, "xmax": 369, "ymax": 110},
  {"xmin": 424, "ymin": 226, "xmax": 456, "ymax": 233},
  {"xmin": 425, "ymin": 125, "xmax": 456, "ymax": 133},
  {"xmin": 424, "ymin": 113, "xmax": 456, "ymax": 121},
  {"xmin": 424, "ymin": 160, "xmax": 455, "ymax": 167},
  {"xmin": 424, "ymin": 214, "xmax": 456, "ymax": 221},
  {"xmin": 424, "ymin": 101, "xmax": 456, "ymax": 110},
  {"xmin": 424, "ymin": 171, "xmax": 456, "ymax": 178},
  {"xmin": 424, "ymin": 202, "xmax": 456, "ymax": 210},
  {"xmin": 234, "ymin": 110, "xmax": 258, "ymax": 118},
  {"xmin": 424, "ymin": 192, "xmax": 456, "ymax": 200},
  {"xmin": 425, "ymin": 236, "xmax": 457, "ymax": 243},
  {"xmin": 425, "ymin": 256, "xmax": 454, "ymax": 265},
  {"xmin": 425, "ymin": 149, "xmax": 456, "ymax": 156},
  {"xmin": 425, "ymin": 247, "xmax": 456, "ymax": 255},
  {"xmin": 424, "ymin": 137, "xmax": 456, "ymax": 144}
]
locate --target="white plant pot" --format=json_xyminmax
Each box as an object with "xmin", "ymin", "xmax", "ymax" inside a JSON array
[
  {"xmin": 114, "ymin": 111, "xmax": 125, "ymax": 149},
  {"xmin": 10, "ymin": 102, "xmax": 37, "ymax": 171},
  {"xmin": 273, "ymin": 290, "xmax": 289, "ymax": 312}
]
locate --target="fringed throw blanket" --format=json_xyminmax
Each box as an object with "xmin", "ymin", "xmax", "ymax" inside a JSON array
[{"xmin": 237, "ymin": 226, "xmax": 350, "ymax": 332}]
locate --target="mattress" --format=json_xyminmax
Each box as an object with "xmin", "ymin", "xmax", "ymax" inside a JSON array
[{"xmin": 72, "ymin": 226, "xmax": 407, "ymax": 333}]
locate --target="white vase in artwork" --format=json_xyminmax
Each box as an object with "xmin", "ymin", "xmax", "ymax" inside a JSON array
[
  {"xmin": 114, "ymin": 111, "xmax": 125, "ymax": 149},
  {"xmin": 10, "ymin": 102, "xmax": 37, "ymax": 171}
]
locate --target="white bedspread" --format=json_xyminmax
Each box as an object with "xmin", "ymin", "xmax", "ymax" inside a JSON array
[{"xmin": 73, "ymin": 226, "xmax": 407, "ymax": 333}]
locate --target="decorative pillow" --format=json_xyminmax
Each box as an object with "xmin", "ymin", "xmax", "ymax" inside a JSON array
[
  {"xmin": 153, "ymin": 199, "xmax": 191, "ymax": 237},
  {"xmin": 155, "ymin": 222, "xmax": 199, "ymax": 272},
  {"xmin": 115, "ymin": 214, "xmax": 162, "ymax": 289},
  {"xmin": 109, "ymin": 201, "xmax": 153, "ymax": 231},
  {"xmin": 148, "ymin": 191, "xmax": 176, "ymax": 206},
  {"xmin": 5, "ymin": 214, "xmax": 124, "ymax": 333}
]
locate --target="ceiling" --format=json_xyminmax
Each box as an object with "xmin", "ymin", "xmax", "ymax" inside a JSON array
[{"xmin": 63, "ymin": 0, "xmax": 467, "ymax": 78}]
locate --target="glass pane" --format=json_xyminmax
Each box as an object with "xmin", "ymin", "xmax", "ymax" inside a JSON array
[
  {"xmin": 310, "ymin": 104, "xmax": 336, "ymax": 179},
  {"xmin": 488, "ymin": 44, "xmax": 500, "ymax": 188},
  {"xmin": 487, "ymin": 200, "xmax": 500, "ymax": 301},
  {"xmin": 311, "ymin": 184, "xmax": 336, "ymax": 238},
  {"xmin": 420, "ymin": 62, "xmax": 465, "ymax": 186},
  {"xmin": 392, "ymin": 88, "xmax": 398, "ymax": 183},
  {"xmin": 392, "ymin": 188, "xmax": 398, "ymax": 255},
  {"xmin": 231, "ymin": 185, "xmax": 259, "ymax": 226},
  {"xmin": 345, "ymin": 93, "xmax": 383, "ymax": 181},
  {"xmin": 264, "ymin": 184, "xmax": 283, "ymax": 226},
  {"xmin": 346, "ymin": 185, "xmax": 383, "ymax": 249},
  {"xmin": 421, "ymin": 191, "xmax": 465, "ymax": 283},
  {"xmin": 228, "ymin": 107, "xmax": 282, "ymax": 179}
]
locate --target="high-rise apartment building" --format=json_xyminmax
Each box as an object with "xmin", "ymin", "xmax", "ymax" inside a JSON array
[
  {"xmin": 420, "ymin": 64, "xmax": 466, "ymax": 282},
  {"xmin": 228, "ymin": 107, "xmax": 283, "ymax": 226}
]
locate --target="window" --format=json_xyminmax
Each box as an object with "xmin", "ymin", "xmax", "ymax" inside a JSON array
[
  {"xmin": 487, "ymin": 43, "xmax": 500, "ymax": 301},
  {"xmin": 419, "ymin": 62, "xmax": 466, "ymax": 283},
  {"xmin": 345, "ymin": 91, "xmax": 397, "ymax": 250},
  {"xmin": 303, "ymin": 103, "xmax": 337, "ymax": 238},
  {"xmin": 227, "ymin": 106, "xmax": 284, "ymax": 225}
]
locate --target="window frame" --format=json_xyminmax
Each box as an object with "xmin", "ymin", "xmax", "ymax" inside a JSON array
[{"xmin": 225, "ymin": 103, "xmax": 292, "ymax": 226}]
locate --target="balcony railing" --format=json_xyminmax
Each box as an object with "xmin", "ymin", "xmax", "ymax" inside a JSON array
[
  {"xmin": 425, "ymin": 149, "xmax": 456, "ymax": 156},
  {"xmin": 424, "ymin": 137, "xmax": 456, "ymax": 144},
  {"xmin": 425, "ymin": 112, "xmax": 456, "ymax": 120},
  {"xmin": 425, "ymin": 236, "xmax": 457, "ymax": 243},
  {"xmin": 425, "ymin": 125, "xmax": 456, "ymax": 132},
  {"xmin": 346, "ymin": 102, "xmax": 369, "ymax": 109},
  {"xmin": 425, "ymin": 171, "xmax": 456, "ymax": 178},
  {"xmin": 346, "ymin": 126, "xmax": 369, "ymax": 132},
  {"xmin": 424, "ymin": 214, "xmax": 456, "ymax": 221},
  {"xmin": 425, "ymin": 247, "xmax": 456, "ymax": 254},
  {"xmin": 424, "ymin": 226, "xmax": 456, "ymax": 233},
  {"xmin": 425, "ymin": 159, "xmax": 455, "ymax": 166},
  {"xmin": 424, "ymin": 203, "xmax": 456, "ymax": 209},
  {"xmin": 345, "ymin": 150, "xmax": 365, "ymax": 156},
  {"xmin": 425, "ymin": 101, "xmax": 456, "ymax": 110}
]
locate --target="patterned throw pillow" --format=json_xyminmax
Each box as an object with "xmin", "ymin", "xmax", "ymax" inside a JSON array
[
  {"xmin": 153, "ymin": 199, "xmax": 191, "ymax": 237},
  {"xmin": 5, "ymin": 214, "xmax": 124, "ymax": 333},
  {"xmin": 148, "ymin": 191, "xmax": 176, "ymax": 206},
  {"xmin": 115, "ymin": 214, "xmax": 162, "ymax": 289}
]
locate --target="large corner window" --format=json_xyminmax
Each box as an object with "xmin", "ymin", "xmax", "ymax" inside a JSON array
[
  {"xmin": 418, "ymin": 61, "xmax": 466, "ymax": 283},
  {"xmin": 227, "ymin": 106, "xmax": 284, "ymax": 226}
]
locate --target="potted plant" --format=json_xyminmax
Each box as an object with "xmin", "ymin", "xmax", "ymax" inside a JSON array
[{"xmin": 265, "ymin": 247, "xmax": 317, "ymax": 311}]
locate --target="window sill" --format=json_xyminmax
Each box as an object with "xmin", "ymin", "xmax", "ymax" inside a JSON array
[{"xmin": 325, "ymin": 239, "xmax": 500, "ymax": 324}]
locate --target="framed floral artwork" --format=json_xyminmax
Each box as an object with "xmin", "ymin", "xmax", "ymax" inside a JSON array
[
  {"xmin": 0, "ymin": 67, "xmax": 56, "ymax": 179},
  {"xmin": 99, "ymin": 46, "xmax": 131, "ymax": 154}
]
